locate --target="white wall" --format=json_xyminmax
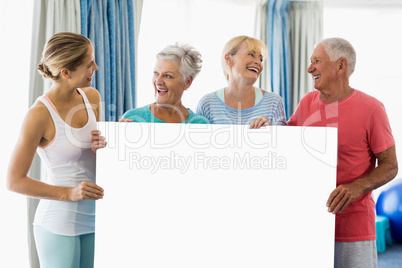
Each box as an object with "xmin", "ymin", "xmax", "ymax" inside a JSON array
[
  {"xmin": 0, "ymin": 1, "xmax": 33, "ymax": 267},
  {"xmin": 137, "ymin": 0, "xmax": 258, "ymax": 111}
]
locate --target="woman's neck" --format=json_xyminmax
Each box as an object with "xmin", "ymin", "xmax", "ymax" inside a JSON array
[
  {"xmin": 225, "ymin": 82, "xmax": 255, "ymax": 110},
  {"xmin": 150, "ymin": 102, "xmax": 189, "ymax": 123},
  {"xmin": 47, "ymin": 83, "xmax": 78, "ymax": 103}
]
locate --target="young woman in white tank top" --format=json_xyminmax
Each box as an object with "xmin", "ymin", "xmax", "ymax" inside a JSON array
[{"xmin": 7, "ymin": 32, "xmax": 105, "ymax": 268}]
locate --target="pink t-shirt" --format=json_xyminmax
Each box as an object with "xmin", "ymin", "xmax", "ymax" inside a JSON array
[{"xmin": 288, "ymin": 89, "xmax": 395, "ymax": 242}]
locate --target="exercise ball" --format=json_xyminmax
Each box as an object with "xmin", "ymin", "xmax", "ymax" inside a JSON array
[{"xmin": 376, "ymin": 181, "xmax": 402, "ymax": 242}]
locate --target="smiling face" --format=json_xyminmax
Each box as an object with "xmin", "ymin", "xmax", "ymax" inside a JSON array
[
  {"xmin": 152, "ymin": 58, "xmax": 191, "ymax": 107},
  {"xmin": 226, "ymin": 42, "xmax": 264, "ymax": 84},
  {"xmin": 69, "ymin": 45, "xmax": 98, "ymax": 87},
  {"xmin": 307, "ymin": 45, "xmax": 338, "ymax": 92}
]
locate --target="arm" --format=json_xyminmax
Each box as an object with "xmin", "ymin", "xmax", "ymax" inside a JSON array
[
  {"xmin": 273, "ymin": 97, "xmax": 287, "ymax": 126},
  {"xmin": 196, "ymin": 94, "xmax": 210, "ymax": 119},
  {"xmin": 327, "ymin": 145, "xmax": 398, "ymax": 214},
  {"xmin": 249, "ymin": 95, "xmax": 285, "ymax": 129},
  {"xmin": 7, "ymin": 105, "xmax": 104, "ymax": 201},
  {"xmin": 258, "ymin": 94, "xmax": 286, "ymax": 127}
]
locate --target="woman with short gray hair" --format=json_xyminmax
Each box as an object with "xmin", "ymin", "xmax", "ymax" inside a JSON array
[
  {"xmin": 156, "ymin": 43, "xmax": 203, "ymax": 82},
  {"xmin": 120, "ymin": 43, "xmax": 208, "ymax": 124}
]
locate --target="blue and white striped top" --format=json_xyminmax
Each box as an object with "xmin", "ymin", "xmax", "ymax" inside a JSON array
[{"xmin": 196, "ymin": 88, "xmax": 286, "ymax": 125}]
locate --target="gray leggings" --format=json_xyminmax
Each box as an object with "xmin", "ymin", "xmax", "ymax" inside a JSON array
[{"xmin": 335, "ymin": 240, "xmax": 377, "ymax": 268}]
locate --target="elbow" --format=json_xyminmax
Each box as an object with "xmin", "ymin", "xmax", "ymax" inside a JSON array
[
  {"xmin": 6, "ymin": 176, "xmax": 15, "ymax": 192},
  {"xmin": 392, "ymin": 163, "xmax": 399, "ymax": 180},
  {"xmin": 6, "ymin": 172, "xmax": 19, "ymax": 193},
  {"xmin": 387, "ymin": 161, "xmax": 399, "ymax": 184}
]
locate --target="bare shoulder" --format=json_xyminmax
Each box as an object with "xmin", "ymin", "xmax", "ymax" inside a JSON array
[
  {"xmin": 27, "ymin": 100, "xmax": 51, "ymax": 124},
  {"xmin": 21, "ymin": 100, "xmax": 52, "ymax": 141},
  {"xmin": 81, "ymin": 87, "xmax": 101, "ymax": 104}
]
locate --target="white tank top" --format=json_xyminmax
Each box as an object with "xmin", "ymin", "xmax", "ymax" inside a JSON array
[{"xmin": 33, "ymin": 88, "xmax": 97, "ymax": 236}]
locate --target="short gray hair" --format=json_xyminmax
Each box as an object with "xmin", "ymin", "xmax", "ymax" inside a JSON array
[
  {"xmin": 157, "ymin": 43, "xmax": 202, "ymax": 81},
  {"xmin": 317, "ymin": 37, "xmax": 356, "ymax": 77}
]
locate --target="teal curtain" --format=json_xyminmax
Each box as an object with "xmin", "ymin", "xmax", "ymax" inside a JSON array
[
  {"xmin": 268, "ymin": 0, "xmax": 291, "ymax": 120},
  {"xmin": 81, "ymin": 0, "xmax": 136, "ymax": 121}
]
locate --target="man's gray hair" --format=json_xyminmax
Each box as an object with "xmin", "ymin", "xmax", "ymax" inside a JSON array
[
  {"xmin": 317, "ymin": 37, "xmax": 356, "ymax": 77},
  {"xmin": 157, "ymin": 43, "xmax": 203, "ymax": 81}
]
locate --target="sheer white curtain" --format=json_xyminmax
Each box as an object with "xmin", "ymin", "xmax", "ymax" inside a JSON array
[
  {"xmin": 255, "ymin": 0, "xmax": 323, "ymax": 116},
  {"xmin": 289, "ymin": 1, "xmax": 323, "ymax": 114},
  {"xmin": 29, "ymin": 0, "xmax": 81, "ymax": 103},
  {"xmin": 254, "ymin": 0, "xmax": 271, "ymax": 92}
]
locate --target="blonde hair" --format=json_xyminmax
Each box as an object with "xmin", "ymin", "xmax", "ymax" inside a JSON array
[
  {"xmin": 37, "ymin": 32, "xmax": 92, "ymax": 80},
  {"xmin": 221, "ymin": 35, "xmax": 268, "ymax": 81}
]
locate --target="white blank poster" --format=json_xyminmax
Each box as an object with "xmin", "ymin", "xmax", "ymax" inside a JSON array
[{"xmin": 95, "ymin": 123, "xmax": 337, "ymax": 268}]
